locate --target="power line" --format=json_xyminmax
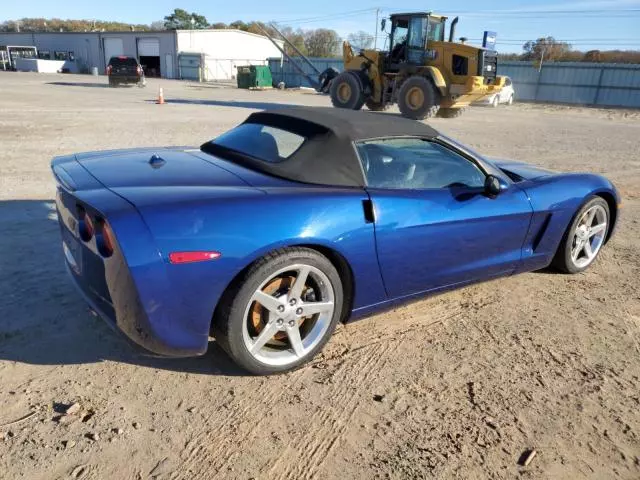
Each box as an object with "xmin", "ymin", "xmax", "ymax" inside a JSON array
[
  {"xmin": 272, "ymin": 8, "xmax": 378, "ymax": 26},
  {"xmin": 382, "ymin": 7, "xmax": 640, "ymax": 16}
]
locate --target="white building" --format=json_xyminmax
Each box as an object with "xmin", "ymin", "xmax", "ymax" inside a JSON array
[{"xmin": 0, "ymin": 29, "xmax": 283, "ymax": 80}]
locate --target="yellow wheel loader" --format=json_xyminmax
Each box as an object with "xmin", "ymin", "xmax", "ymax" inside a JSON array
[{"xmin": 330, "ymin": 12, "xmax": 506, "ymax": 119}]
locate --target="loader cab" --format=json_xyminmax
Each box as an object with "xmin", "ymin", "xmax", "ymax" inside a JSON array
[{"xmin": 388, "ymin": 13, "xmax": 447, "ymax": 68}]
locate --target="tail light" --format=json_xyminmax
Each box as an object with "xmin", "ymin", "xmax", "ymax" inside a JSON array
[
  {"xmin": 78, "ymin": 207, "xmax": 94, "ymax": 242},
  {"xmin": 97, "ymin": 219, "xmax": 116, "ymax": 257},
  {"xmin": 106, "ymin": 65, "xmax": 112, "ymax": 75}
]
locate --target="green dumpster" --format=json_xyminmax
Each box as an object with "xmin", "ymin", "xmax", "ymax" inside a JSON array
[{"xmin": 236, "ymin": 65, "xmax": 273, "ymax": 89}]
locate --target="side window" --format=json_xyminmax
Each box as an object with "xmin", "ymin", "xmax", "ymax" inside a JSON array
[
  {"xmin": 452, "ymin": 55, "xmax": 468, "ymax": 76},
  {"xmin": 212, "ymin": 123, "xmax": 306, "ymax": 163},
  {"xmin": 505, "ymin": 77, "xmax": 512, "ymax": 86},
  {"xmin": 356, "ymin": 138, "xmax": 486, "ymax": 190}
]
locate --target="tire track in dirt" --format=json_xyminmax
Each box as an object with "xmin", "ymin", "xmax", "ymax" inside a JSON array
[
  {"xmin": 268, "ymin": 298, "xmax": 472, "ymax": 480},
  {"xmin": 171, "ymin": 371, "xmax": 308, "ymax": 480},
  {"xmin": 267, "ymin": 340, "xmax": 395, "ymax": 480},
  {"xmin": 172, "ymin": 293, "xmax": 474, "ymax": 479}
]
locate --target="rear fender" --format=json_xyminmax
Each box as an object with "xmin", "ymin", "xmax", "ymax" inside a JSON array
[{"xmin": 137, "ymin": 190, "xmax": 388, "ymax": 335}]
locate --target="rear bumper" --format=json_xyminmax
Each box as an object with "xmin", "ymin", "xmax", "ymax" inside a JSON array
[
  {"xmin": 63, "ymin": 238, "xmax": 207, "ymax": 358},
  {"xmin": 55, "ymin": 181, "xmax": 209, "ymax": 358},
  {"xmin": 109, "ymin": 76, "xmax": 141, "ymax": 84}
]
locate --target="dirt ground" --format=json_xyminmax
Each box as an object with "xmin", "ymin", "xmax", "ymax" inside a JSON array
[{"xmin": 0, "ymin": 72, "xmax": 639, "ymax": 480}]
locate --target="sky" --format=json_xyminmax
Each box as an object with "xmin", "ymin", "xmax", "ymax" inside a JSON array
[{"xmin": 2, "ymin": 0, "xmax": 640, "ymax": 52}]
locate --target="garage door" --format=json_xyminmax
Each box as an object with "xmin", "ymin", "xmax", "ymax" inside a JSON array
[
  {"xmin": 103, "ymin": 37, "xmax": 124, "ymax": 67},
  {"xmin": 137, "ymin": 38, "xmax": 160, "ymax": 57}
]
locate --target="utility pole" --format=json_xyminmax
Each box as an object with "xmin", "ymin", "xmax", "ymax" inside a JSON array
[{"xmin": 374, "ymin": 8, "xmax": 380, "ymax": 49}]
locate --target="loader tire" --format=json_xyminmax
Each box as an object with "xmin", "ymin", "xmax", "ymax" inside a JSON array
[
  {"xmin": 398, "ymin": 76, "xmax": 440, "ymax": 120},
  {"xmin": 365, "ymin": 99, "xmax": 390, "ymax": 112},
  {"xmin": 330, "ymin": 71, "xmax": 365, "ymax": 110}
]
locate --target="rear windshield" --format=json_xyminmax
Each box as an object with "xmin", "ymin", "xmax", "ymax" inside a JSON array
[
  {"xmin": 209, "ymin": 123, "xmax": 306, "ymax": 163},
  {"xmin": 108, "ymin": 56, "xmax": 138, "ymax": 66}
]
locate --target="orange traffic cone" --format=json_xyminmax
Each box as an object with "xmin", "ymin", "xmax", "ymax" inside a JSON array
[{"xmin": 156, "ymin": 87, "xmax": 165, "ymax": 105}]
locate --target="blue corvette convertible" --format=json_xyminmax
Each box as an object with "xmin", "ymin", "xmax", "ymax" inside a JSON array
[{"xmin": 52, "ymin": 107, "xmax": 620, "ymax": 374}]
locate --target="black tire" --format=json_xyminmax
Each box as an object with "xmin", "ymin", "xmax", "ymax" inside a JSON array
[
  {"xmin": 212, "ymin": 247, "xmax": 344, "ymax": 375},
  {"xmin": 437, "ymin": 107, "xmax": 465, "ymax": 119},
  {"xmin": 397, "ymin": 76, "xmax": 440, "ymax": 120},
  {"xmin": 330, "ymin": 71, "xmax": 366, "ymax": 110},
  {"xmin": 551, "ymin": 196, "xmax": 610, "ymax": 274},
  {"xmin": 365, "ymin": 98, "xmax": 390, "ymax": 112}
]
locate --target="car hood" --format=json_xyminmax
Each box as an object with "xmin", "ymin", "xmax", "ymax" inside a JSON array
[{"xmin": 489, "ymin": 158, "xmax": 557, "ymax": 180}]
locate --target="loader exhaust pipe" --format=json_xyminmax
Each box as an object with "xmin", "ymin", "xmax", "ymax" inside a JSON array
[{"xmin": 449, "ymin": 16, "xmax": 459, "ymax": 42}]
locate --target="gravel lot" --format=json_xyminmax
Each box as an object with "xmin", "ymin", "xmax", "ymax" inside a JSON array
[{"xmin": 1, "ymin": 72, "xmax": 639, "ymax": 480}]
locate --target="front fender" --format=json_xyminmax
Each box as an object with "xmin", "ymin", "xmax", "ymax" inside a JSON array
[{"xmin": 516, "ymin": 173, "xmax": 620, "ymax": 272}]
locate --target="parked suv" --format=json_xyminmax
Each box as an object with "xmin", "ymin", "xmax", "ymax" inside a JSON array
[{"xmin": 106, "ymin": 56, "xmax": 145, "ymax": 87}]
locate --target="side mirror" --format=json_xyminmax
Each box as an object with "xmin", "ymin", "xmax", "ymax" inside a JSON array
[
  {"xmin": 484, "ymin": 175, "xmax": 502, "ymax": 196},
  {"xmin": 381, "ymin": 19, "xmax": 386, "ymax": 31}
]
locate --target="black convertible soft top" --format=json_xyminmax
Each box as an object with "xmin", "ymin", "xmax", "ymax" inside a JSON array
[{"xmin": 202, "ymin": 107, "xmax": 440, "ymax": 187}]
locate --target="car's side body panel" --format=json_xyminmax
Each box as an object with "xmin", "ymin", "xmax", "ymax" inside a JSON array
[{"xmin": 368, "ymin": 184, "xmax": 534, "ymax": 299}]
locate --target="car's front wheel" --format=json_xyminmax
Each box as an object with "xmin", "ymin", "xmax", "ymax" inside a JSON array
[
  {"xmin": 552, "ymin": 196, "xmax": 610, "ymax": 273},
  {"xmin": 213, "ymin": 248, "xmax": 343, "ymax": 375}
]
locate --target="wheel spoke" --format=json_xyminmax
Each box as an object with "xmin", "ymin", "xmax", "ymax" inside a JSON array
[
  {"xmin": 589, "ymin": 223, "xmax": 607, "ymax": 237},
  {"xmin": 584, "ymin": 239, "xmax": 594, "ymax": 259},
  {"xmin": 249, "ymin": 321, "xmax": 279, "ymax": 354},
  {"xmin": 288, "ymin": 266, "xmax": 310, "ymax": 301},
  {"xmin": 572, "ymin": 240, "xmax": 583, "ymax": 261},
  {"xmin": 252, "ymin": 290, "xmax": 284, "ymax": 314},
  {"xmin": 584, "ymin": 208, "xmax": 596, "ymax": 227},
  {"xmin": 300, "ymin": 301, "xmax": 334, "ymax": 316},
  {"xmin": 286, "ymin": 324, "xmax": 305, "ymax": 357}
]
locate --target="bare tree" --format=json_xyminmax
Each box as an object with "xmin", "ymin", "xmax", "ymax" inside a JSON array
[
  {"xmin": 304, "ymin": 29, "xmax": 341, "ymax": 57},
  {"xmin": 347, "ymin": 31, "xmax": 374, "ymax": 51}
]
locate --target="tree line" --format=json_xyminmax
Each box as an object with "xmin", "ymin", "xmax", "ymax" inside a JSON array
[
  {"xmin": 499, "ymin": 36, "xmax": 640, "ymax": 64},
  {"xmin": 2, "ymin": 13, "xmax": 638, "ymax": 63}
]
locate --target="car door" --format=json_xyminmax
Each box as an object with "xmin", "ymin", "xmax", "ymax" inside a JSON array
[{"xmin": 357, "ymin": 137, "xmax": 533, "ymax": 300}]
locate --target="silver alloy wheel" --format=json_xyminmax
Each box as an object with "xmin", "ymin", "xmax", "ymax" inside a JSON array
[
  {"xmin": 508, "ymin": 95, "xmax": 514, "ymax": 105},
  {"xmin": 241, "ymin": 264, "xmax": 335, "ymax": 367},
  {"xmin": 570, "ymin": 204, "xmax": 608, "ymax": 269},
  {"xmin": 492, "ymin": 96, "xmax": 499, "ymax": 108}
]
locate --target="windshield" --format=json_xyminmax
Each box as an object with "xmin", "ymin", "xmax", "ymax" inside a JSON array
[
  {"xmin": 391, "ymin": 19, "xmax": 408, "ymax": 51},
  {"xmin": 207, "ymin": 123, "xmax": 306, "ymax": 163}
]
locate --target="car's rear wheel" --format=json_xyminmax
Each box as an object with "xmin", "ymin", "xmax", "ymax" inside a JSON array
[
  {"xmin": 507, "ymin": 94, "xmax": 514, "ymax": 105},
  {"xmin": 213, "ymin": 248, "xmax": 343, "ymax": 375},
  {"xmin": 492, "ymin": 95, "xmax": 499, "ymax": 108},
  {"xmin": 552, "ymin": 196, "xmax": 609, "ymax": 274}
]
